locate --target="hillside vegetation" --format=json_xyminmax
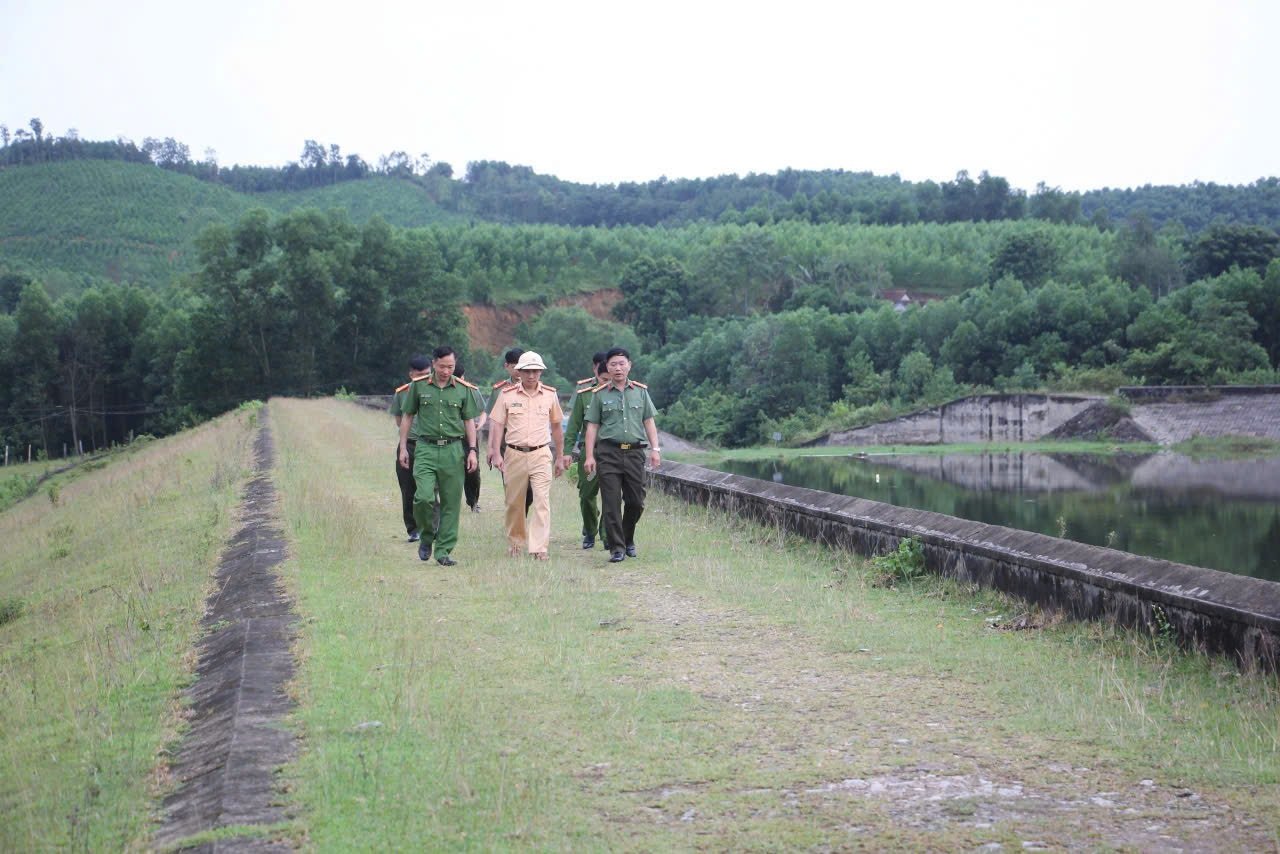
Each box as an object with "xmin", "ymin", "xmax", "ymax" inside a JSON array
[
  {"xmin": 2, "ymin": 137, "xmax": 1279, "ymax": 455},
  {"xmin": 0, "ymin": 161, "xmax": 460, "ymax": 293}
]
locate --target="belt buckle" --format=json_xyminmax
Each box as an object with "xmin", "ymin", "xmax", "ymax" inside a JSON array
[
  {"xmin": 435, "ymin": 439, "xmax": 449, "ymax": 446},
  {"xmin": 619, "ymin": 442, "xmax": 634, "ymax": 450}
]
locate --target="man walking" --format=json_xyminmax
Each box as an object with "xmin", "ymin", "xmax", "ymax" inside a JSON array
[
  {"xmin": 398, "ymin": 346, "xmax": 481, "ymax": 566},
  {"xmin": 562, "ymin": 353, "xmax": 609, "ymax": 548},
  {"xmin": 389, "ymin": 354, "xmax": 431, "ymax": 541},
  {"xmin": 584, "ymin": 348, "xmax": 662, "ymax": 563},
  {"xmin": 455, "ymin": 362, "xmax": 487, "ymax": 513},
  {"xmin": 487, "ymin": 351, "xmax": 566, "ymax": 560},
  {"xmin": 491, "ymin": 347, "xmax": 533, "ymax": 515}
]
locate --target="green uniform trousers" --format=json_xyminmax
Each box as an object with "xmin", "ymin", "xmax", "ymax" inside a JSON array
[
  {"xmin": 413, "ymin": 440, "xmax": 464, "ymax": 557},
  {"xmin": 576, "ymin": 459, "xmax": 603, "ymax": 539},
  {"xmin": 596, "ymin": 441, "xmax": 647, "ymax": 552}
]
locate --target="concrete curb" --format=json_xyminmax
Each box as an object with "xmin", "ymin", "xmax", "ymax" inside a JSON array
[{"xmin": 651, "ymin": 461, "xmax": 1280, "ymax": 671}]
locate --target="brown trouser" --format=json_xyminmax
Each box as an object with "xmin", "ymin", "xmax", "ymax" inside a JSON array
[
  {"xmin": 503, "ymin": 445, "xmax": 553, "ymax": 554},
  {"xmin": 596, "ymin": 441, "xmax": 646, "ymax": 552}
]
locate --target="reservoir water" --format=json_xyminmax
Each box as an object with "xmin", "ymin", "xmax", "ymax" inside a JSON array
[{"xmin": 712, "ymin": 451, "xmax": 1280, "ymax": 581}]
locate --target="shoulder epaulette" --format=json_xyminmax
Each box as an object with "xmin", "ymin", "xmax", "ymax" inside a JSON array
[
  {"xmin": 576, "ymin": 376, "xmax": 595, "ymax": 385},
  {"xmin": 589, "ymin": 383, "xmax": 608, "ymax": 393},
  {"xmin": 492, "ymin": 379, "xmax": 511, "ymax": 390},
  {"xmin": 628, "ymin": 380, "xmax": 648, "ymax": 389},
  {"xmin": 456, "ymin": 377, "xmax": 478, "ymax": 390},
  {"xmin": 395, "ymin": 382, "xmax": 411, "ymax": 393},
  {"xmin": 540, "ymin": 383, "xmax": 556, "ymax": 393},
  {"xmin": 412, "ymin": 374, "xmax": 432, "ymax": 385}
]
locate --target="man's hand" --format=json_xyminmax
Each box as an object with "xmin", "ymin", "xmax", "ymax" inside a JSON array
[
  {"xmin": 488, "ymin": 451, "xmax": 505, "ymax": 472},
  {"xmin": 648, "ymin": 449, "xmax": 661, "ymax": 470},
  {"xmin": 584, "ymin": 455, "xmax": 596, "ymax": 477},
  {"xmin": 555, "ymin": 454, "xmax": 570, "ymax": 477},
  {"xmin": 398, "ymin": 446, "xmax": 409, "ymax": 469},
  {"xmin": 465, "ymin": 449, "xmax": 478, "ymax": 474}
]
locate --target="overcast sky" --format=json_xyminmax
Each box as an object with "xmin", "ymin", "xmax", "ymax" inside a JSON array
[{"xmin": 3, "ymin": 0, "xmax": 1276, "ymax": 192}]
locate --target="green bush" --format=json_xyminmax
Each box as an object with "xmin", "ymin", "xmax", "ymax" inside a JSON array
[
  {"xmin": 0, "ymin": 596, "xmax": 24, "ymax": 626},
  {"xmin": 869, "ymin": 538, "xmax": 926, "ymax": 588}
]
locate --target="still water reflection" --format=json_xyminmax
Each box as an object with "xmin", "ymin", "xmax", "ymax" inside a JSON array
[{"xmin": 713, "ymin": 452, "xmax": 1280, "ymax": 581}]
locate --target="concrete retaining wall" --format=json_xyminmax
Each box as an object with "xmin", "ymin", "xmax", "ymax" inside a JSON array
[
  {"xmin": 815, "ymin": 394, "xmax": 1101, "ymax": 446},
  {"xmin": 651, "ymin": 462, "xmax": 1280, "ymax": 671},
  {"xmin": 1120, "ymin": 387, "xmax": 1280, "ymax": 445}
]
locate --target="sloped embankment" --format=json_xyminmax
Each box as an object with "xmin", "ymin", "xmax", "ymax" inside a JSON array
[{"xmin": 156, "ymin": 407, "xmax": 297, "ymax": 850}]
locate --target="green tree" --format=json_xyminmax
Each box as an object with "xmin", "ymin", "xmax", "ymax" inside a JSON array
[
  {"xmin": 615, "ymin": 255, "xmax": 690, "ymax": 347},
  {"xmin": 1188, "ymin": 224, "xmax": 1280, "ymax": 279},
  {"xmin": 8, "ymin": 282, "xmax": 60, "ymax": 455},
  {"xmin": 515, "ymin": 307, "xmax": 641, "ymax": 390},
  {"xmin": 991, "ymin": 230, "xmax": 1060, "ymax": 286}
]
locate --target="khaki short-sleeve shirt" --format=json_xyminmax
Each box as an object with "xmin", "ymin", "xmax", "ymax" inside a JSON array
[{"xmin": 490, "ymin": 383, "xmax": 564, "ymax": 447}]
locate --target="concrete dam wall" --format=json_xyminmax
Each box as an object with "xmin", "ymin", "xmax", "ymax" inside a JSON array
[
  {"xmin": 814, "ymin": 387, "xmax": 1280, "ymax": 447},
  {"xmin": 650, "ymin": 461, "xmax": 1280, "ymax": 671},
  {"xmin": 815, "ymin": 394, "xmax": 1102, "ymax": 446}
]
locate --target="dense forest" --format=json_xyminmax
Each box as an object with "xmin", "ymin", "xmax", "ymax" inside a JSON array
[
  {"xmin": 5, "ymin": 118, "xmax": 1280, "ymax": 233},
  {"xmin": 2, "ymin": 119, "xmax": 1279, "ymax": 455}
]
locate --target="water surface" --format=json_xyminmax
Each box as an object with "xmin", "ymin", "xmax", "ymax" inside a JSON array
[{"xmin": 713, "ymin": 452, "xmax": 1280, "ymax": 580}]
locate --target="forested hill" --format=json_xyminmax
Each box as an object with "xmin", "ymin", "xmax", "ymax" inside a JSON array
[{"xmin": 0, "ymin": 161, "xmax": 462, "ymax": 293}]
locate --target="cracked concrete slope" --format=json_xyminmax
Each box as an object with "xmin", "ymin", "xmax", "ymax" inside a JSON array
[{"xmin": 156, "ymin": 408, "xmax": 296, "ymax": 852}]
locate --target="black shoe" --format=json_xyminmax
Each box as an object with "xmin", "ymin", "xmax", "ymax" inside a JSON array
[
  {"xmin": 437, "ymin": 555, "xmax": 457, "ymax": 567},
  {"xmin": 625, "ymin": 543, "xmax": 637, "ymax": 558},
  {"xmin": 407, "ymin": 530, "xmax": 420, "ymax": 542},
  {"xmin": 582, "ymin": 536, "xmax": 595, "ymax": 549},
  {"xmin": 418, "ymin": 541, "xmax": 432, "ymax": 561},
  {"xmin": 609, "ymin": 550, "xmax": 625, "ymax": 563}
]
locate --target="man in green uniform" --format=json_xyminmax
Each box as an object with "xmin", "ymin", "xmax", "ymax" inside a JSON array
[
  {"xmin": 455, "ymin": 362, "xmax": 487, "ymax": 512},
  {"xmin": 390, "ymin": 354, "xmax": 433, "ymax": 541},
  {"xmin": 398, "ymin": 346, "xmax": 481, "ymax": 566},
  {"xmin": 584, "ymin": 347, "xmax": 662, "ymax": 563},
  {"xmin": 561, "ymin": 352, "xmax": 609, "ymax": 549}
]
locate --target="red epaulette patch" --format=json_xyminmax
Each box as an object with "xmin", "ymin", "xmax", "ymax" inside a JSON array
[
  {"xmin": 576, "ymin": 376, "xmax": 595, "ymax": 385},
  {"xmin": 540, "ymin": 383, "xmax": 557, "ymax": 393},
  {"xmin": 589, "ymin": 383, "xmax": 608, "ymax": 393},
  {"xmin": 628, "ymin": 380, "xmax": 648, "ymax": 389},
  {"xmin": 492, "ymin": 380, "xmax": 511, "ymax": 390},
  {"xmin": 456, "ymin": 377, "xmax": 478, "ymax": 390},
  {"xmin": 395, "ymin": 382, "xmax": 411, "ymax": 393}
]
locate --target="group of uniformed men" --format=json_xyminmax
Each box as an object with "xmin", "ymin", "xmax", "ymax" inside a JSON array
[{"xmin": 392, "ymin": 345, "xmax": 661, "ymax": 566}]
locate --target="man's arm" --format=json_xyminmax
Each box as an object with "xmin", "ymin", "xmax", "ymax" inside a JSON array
[
  {"xmin": 398, "ymin": 414, "xmax": 413, "ymax": 468},
  {"xmin": 563, "ymin": 392, "xmax": 586, "ymax": 457},
  {"xmin": 644, "ymin": 417, "xmax": 661, "ymax": 469},
  {"xmin": 550, "ymin": 404, "xmax": 566, "ymax": 476},
  {"xmin": 584, "ymin": 421, "xmax": 599, "ymax": 476},
  {"xmin": 487, "ymin": 394, "xmax": 507, "ymax": 472},
  {"xmin": 464, "ymin": 418, "xmax": 478, "ymax": 474}
]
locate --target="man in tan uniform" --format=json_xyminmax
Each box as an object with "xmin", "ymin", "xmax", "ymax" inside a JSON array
[{"xmin": 486, "ymin": 351, "xmax": 567, "ymax": 560}]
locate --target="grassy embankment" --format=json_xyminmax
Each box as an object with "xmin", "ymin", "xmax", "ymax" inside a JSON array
[
  {"xmin": 0, "ymin": 408, "xmax": 258, "ymax": 850},
  {"xmin": 272, "ymin": 398, "xmax": 1279, "ymax": 849}
]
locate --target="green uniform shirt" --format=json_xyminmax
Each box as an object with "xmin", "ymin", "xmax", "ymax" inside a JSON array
[
  {"xmin": 390, "ymin": 382, "xmax": 423, "ymax": 439},
  {"xmin": 562, "ymin": 380, "xmax": 597, "ymax": 455},
  {"xmin": 584, "ymin": 381, "xmax": 657, "ymax": 445},
  {"xmin": 402, "ymin": 377, "xmax": 480, "ymax": 440}
]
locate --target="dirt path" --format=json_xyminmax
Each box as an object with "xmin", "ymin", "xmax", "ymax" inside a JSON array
[
  {"xmin": 591, "ymin": 569, "xmax": 1273, "ymax": 850},
  {"xmin": 155, "ymin": 408, "xmax": 296, "ymax": 851}
]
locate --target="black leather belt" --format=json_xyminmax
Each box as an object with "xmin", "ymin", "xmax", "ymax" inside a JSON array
[
  {"xmin": 604, "ymin": 440, "xmax": 643, "ymax": 450},
  {"xmin": 508, "ymin": 443, "xmax": 547, "ymax": 452},
  {"xmin": 424, "ymin": 437, "xmax": 461, "ymax": 446}
]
